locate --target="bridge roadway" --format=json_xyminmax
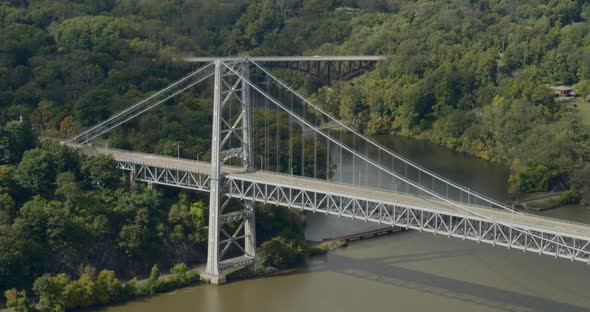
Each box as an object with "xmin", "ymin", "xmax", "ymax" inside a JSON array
[{"xmin": 73, "ymin": 145, "xmax": 590, "ymax": 262}]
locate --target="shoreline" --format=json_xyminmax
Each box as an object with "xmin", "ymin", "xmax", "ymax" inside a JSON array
[
  {"xmin": 1, "ymin": 226, "xmax": 407, "ymax": 312},
  {"xmin": 96, "ymin": 227, "xmax": 409, "ymax": 309}
]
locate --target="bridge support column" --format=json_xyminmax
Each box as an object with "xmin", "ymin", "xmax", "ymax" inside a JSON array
[
  {"xmin": 241, "ymin": 61, "xmax": 257, "ymax": 264},
  {"xmin": 202, "ymin": 60, "xmax": 226, "ymax": 284},
  {"xmin": 129, "ymin": 168, "xmax": 135, "ymax": 186},
  {"xmin": 244, "ymin": 200, "xmax": 256, "ymax": 260}
]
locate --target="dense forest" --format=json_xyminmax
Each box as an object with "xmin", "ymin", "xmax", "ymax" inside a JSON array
[
  {"xmin": 0, "ymin": 134, "xmax": 305, "ymax": 305},
  {"xmin": 2, "ymin": 0, "xmax": 590, "ymax": 308}
]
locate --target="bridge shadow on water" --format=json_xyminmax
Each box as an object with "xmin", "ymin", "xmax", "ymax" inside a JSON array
[{"xmin": 305, "ymin": 246, "xmax": 589, "ymax": 312}]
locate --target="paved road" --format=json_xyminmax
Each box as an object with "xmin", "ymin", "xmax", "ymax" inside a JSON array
[{"xmin": 78, "ymin": 146, "xmax": 590, "ymax": 240}]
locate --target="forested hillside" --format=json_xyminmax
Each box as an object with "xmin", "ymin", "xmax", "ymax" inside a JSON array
[
  {"xmin": 308, "ymin": 0, "xmax": 590, "ymax": 197},
  {"xmin": 2, "ymin": 0, "xmax": 590, "ymax": 192},
  {"xmin": 2, "ymin": 0, "xmax": 590, "ymax": 306}
]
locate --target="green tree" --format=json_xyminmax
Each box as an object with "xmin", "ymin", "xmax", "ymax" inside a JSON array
[
  {"xmin": 14, "ymin": 149, "xmax": 56, "ymax": 195},
  {"xmin": 1, "ymin": 121, "xmax": 37, "ymax": 164},
  {"xmin": 142, "ymin": 265, "xmax": 161, "ymax": 295},
  {"xmin": 4, "ymin": 289, "xmax": 32, "ymax": 312},
  {"xmin": 225, "ymin": 0, "xmax": 284, "ymax": 54},
  {"xmin": 256, "ymin": 205, "xmax": 304, "ymax": 243},
  {"xmin": 42, "ymin": 140, "xmax": 80, "ymax": 173},
  {"xmin": 0, "ymin": 23, "xmax": 52, "ymax": 67},
  {"xmin": 170, "ymin": 263, "xmax": 188, "ymax": 285},
  {"xmin": 575, "ymin": 80, "xmax": 590, "ymax": 99},
  {"xmin": 0, "ymin": 193, "xmax": 16, "ymax": 224},
  {"xmin": 168, "ymin": 202, "xmax": 191, "ymax": 243},
  {"xmin": 94, "ymin": 270, "xmax": 122, "ymax": 305},
  {"xmin": 81, "ymin": 155, "xmax": 119, "ymax": 188},
  {"xmin": 74, "ymin": 88, "xmax": 112, "ymax": 126},
  {"xmin": 121, "ymin": 277, "xmax": 138, "ymax": 300},
  {"xmin": 15, "ymin": 197, "xmax": 81, "ymax": 276},
  {"xmin": 62, "ymin": 274, "xmax": 96, "ymax": 309},
  {"xmin": 55, "ymin": 172, "xmax": 80, "ymax": 202},
  {"xmin": 337, "ymin": 84, "xmax": 360, "ymax": 125},
  {"xmin": 0, "ymin": 225, "xmax": 29, "ymax": 293},
  {"xmin": 511, "ymin": 164, "xmax": 558, "ymax": 193},
  {"xmin": 189, "ymin": 201, "xmax": 206, "ymax": 231},
  {"xmin": 540, "ymin": 52, "xmax": 575, "ymax": 84},
  {"xmin": 114, "ymin": 188, "xmax": 162, "ymax": 258},
  {"xmin": 257, "ymin": 237, "xmax": 306, "ymax": 269},
  {"xmin": 33, "ymin": 274, "xmax": 70, "ymax": 312}
]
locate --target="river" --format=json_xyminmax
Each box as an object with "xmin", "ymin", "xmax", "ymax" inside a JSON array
[{"xmin": 100, "ymin": 134, "xmax": 590, "ymax": 312}]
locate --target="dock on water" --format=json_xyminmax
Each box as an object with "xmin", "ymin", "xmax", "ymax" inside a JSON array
[{"xmin": 316, "ymin": 227, "xmax": 405, "ymax": 244}]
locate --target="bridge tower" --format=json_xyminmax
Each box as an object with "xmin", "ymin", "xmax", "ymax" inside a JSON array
[{"xmin": 201, "ymin": 59, "xmax": 256, "ymax": 284}]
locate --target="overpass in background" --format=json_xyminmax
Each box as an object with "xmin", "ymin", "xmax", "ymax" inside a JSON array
[{"xmin": 185, "ymin": 55, "xmax": 385, "ymax": 85}]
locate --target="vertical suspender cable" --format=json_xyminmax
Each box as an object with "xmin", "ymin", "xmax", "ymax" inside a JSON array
[
  {"xmin": 314, "ymin": 115, "xmax": 317, "ymax": 179},
  {"xmin": 264, "ymin": 78, "xmax": 269, "ymax": 171},
  {"xmin": 229, "ymin": 74, "xmax": 232, "ymax": 150},
  {"xmin": 405, "ymin": 163, "xmax": 409, "ymax": 194},
  {"xmin": 339, "ymin": 130, "xmax": 343, "ymax": 183},
  {"xmin": 301, "ymin": 100, "xmax": 305, "ymax": 177},
  {"xmin": 352, "ymin": 134, "xmax": 356, "ymax": 185},
  {"xmin": 276, "ymin": 92, "xmax": 280, "ymax": 173},
  {"xmin": 378, "ymin": 149, "xmax": 382, "ymax": 189},
  {"xmin": 327, "ymin": 136, "xmax": 330, "ymax": 181},
  {"xmin": 365, "ymin": 142, "xmax": 368, "ymax": 187},
  {"xmin": 289, "ymin": 93, "xmax": 293, "ymax": 174}
]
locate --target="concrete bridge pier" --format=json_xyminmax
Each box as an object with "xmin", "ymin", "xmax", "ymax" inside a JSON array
[{"xmin": 127, "ymin": 169, "xmax": 136, "ymax": 186}]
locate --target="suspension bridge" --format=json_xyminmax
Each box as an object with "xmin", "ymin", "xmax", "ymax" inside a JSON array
[{"xmin": 64, "ymin": 56, "xmax": 590, "ymax": 284}]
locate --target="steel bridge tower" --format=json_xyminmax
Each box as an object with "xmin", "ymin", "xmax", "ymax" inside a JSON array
[{"xmin": 201, "ymin": 59, "xmax": 256, "ymax": 284}]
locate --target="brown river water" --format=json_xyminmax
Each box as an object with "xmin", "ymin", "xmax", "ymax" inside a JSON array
[{"xmin": 100, "ymin": 135, "xmax": 590, "ymax": 312}]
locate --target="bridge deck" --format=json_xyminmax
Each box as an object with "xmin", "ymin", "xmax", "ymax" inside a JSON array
[
  {"xmin": 84, "ymin": 147, "xmax": 590, "ymax": 241},
  {"xmin": 183, "ymin": 55, "xmax": 386, "ymax": 62}
]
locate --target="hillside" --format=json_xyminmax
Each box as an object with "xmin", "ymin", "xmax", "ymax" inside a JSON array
[{"xmin": 1, "ymin": 0, "xmax": 590, "ymax": 304}]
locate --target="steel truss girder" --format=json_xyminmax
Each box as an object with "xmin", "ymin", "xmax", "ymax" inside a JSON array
[
  {"xmin": 114, "ymin": 159, "xmax": 590, "ymax": 264},
  {"xmin": 117, "ymin": 161, "xmax": 211, "ymax": 191},
  {"xmin": 205, "ymin": 173, "xmax": 590, "ymax": 262},
  {"xmin": 225, "ymin": 178, "xmax": 590, "ymax": 263},
  {"xmin": 224, "ymin": 178, "xmax": 590, "ymax": 263},
  {"xmin": 263, "ymin": 60, "xmax": 379, "ymax": 85}
]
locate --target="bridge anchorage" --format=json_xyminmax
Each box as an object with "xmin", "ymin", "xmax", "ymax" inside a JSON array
[{"xmin": 66, "ymin": 56, "xmax": 590, "ymax": 285}]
